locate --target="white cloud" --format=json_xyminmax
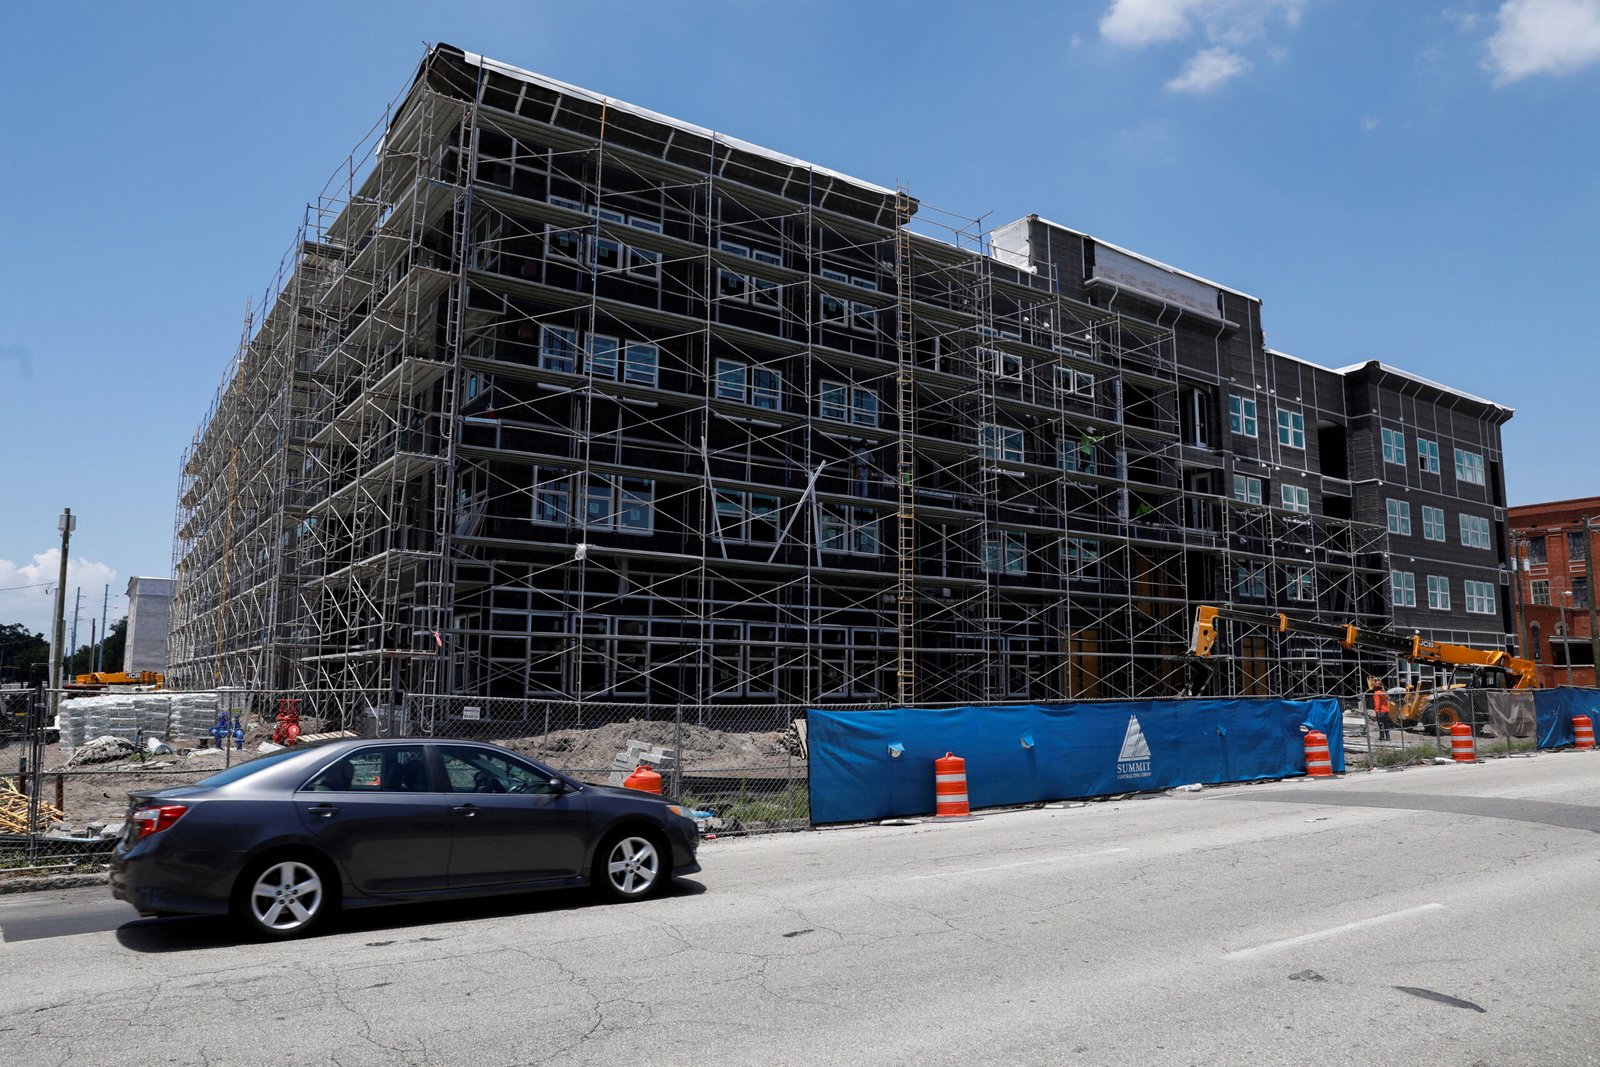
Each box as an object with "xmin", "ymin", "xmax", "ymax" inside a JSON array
[
  {"xmin": 1100, "ymin": 0, "xmax": 1306, "ymax": 48},
  {"xmin": 1167, "ymin": 47, "xmax": 1252, "ymax": 91},
  {"xmin": 1361, "ymin": 115, "xmax": 1382, "ymax": 130},
  {"xmin": 1487, "ymin": 0, "xmax": 1600, "ymax": 83},
  {"xmin": 0, "ymin": 551, "xmax": 120, "ymax": 641}
]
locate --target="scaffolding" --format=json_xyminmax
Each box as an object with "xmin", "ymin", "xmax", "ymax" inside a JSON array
[{"xmin": 171, "ymin": 45, "xmax": 1397, "ymax": 713}]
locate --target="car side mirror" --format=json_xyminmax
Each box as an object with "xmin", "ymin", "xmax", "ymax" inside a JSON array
[{"xmin": 549, "ymin": 777, "xmax": 573, "ymax": 794}]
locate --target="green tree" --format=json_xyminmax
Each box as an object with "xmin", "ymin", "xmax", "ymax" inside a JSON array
[
  {"xmin": 0, "ymin": 622, "xmax": 50, "ymax": 681},
  {"xmin": 64, "ymin": 617, "xmax": 127, "ymax": 677}
]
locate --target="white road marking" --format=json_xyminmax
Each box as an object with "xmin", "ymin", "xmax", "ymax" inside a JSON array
[
  {"xmin": 909, "ymin": 847, "xmax": 1129, "ymax": 880},
  {"xmin": 1224, "ymin": 902, "xmax": 1445, "ymax": 961}
]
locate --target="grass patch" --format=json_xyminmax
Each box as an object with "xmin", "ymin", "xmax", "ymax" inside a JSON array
[
  {"xmin": 683, "ymin": 781, "xmax": 810, "ymax": 828},
  {"xmin": 1372, "ymin": 745, "xmax": 1441, "ymax": 769}
]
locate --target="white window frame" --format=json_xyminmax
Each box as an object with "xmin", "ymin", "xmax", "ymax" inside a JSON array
[
  {"xmin": 820, "ymin": 380, "xmax": 849, "ymax": 421},
  {"xmin": 715, "ymin": 359, "xmax": 746, "ymax": 402},
  {"xmin": 588, "ymin": 334, "xmax": 619, "ymax": 380},
  {"xmin": 1277, "ymin": 409, "xmax": 1305, "ymax": 449},
  {"xmin": 1236, "ymin": 564, "xmax": 1268, "ymax": 599},
  {"xmin": 1421, "ymin": 505, "xmax": 1445, "ymax": 542},
  {"xmin": 1382, "ymin": 427, "xmax": 1406, "ymax": 466},
  {"xmin": 982, "ymin": 423, "xmax": 1024, "ymax": 464},
  {"xmin": 1285, "ymin": 566, "xmax": 1315, "ymax": 602},
  {"xmin": 1066, "ymin": 538, "xmax": 1101, "ymax": 582},
  {"xmin": 622, "ymin": 341, "xmax": 659, "ymax": 386},
  {"xmin": 1459, "ymin": 513, "xmax": 1491, "ymax": 549},
  {"xmin": 1229, "ymin": 395, "xmax": 1258, "ymax": 437},
  {"xmin": 1386, "ymin": 498, "xmax": 1412, "ymax": 536},
  {"xmin": 539, "ymin": 325, "xmax": 579, "ymax": 373},
  {"xmin": 1427, "ymin": 575, "xmax": 1452, "ymax": 611},
  {"xmin": 1233, "ymin": 474, "xmax": 1263, "ymax": 505},
  {"xmin": 751, "ymin": 367, "xmax": 782, "ymax": 410},
  {"xmin": 1391, "ymin": 570, "xmax": 1417, "ymax": 608},
  {"xmin": 1464, "ymin": 580, "xmax": 1496, "ymax": 615},
  {"xmin": 983, "ymin": 530, "xmax": 1027, "ymax": 575},
  {"xmin": 850, "ymin": 387, "xmax": 879, "ymax": 427},
  {"xmin": 1454, "ymin": 448, "xmax": 1485, "ymax": 486},
  {"xmin": 1417, "ymin": 437, "xmax": 1440, "ymax": 474},
  {"xmin": 1281, "ymin": 484, "xmax": 1310, "ymax": 514}
]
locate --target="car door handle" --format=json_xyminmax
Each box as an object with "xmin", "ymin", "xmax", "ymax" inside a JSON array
[
  {"xmin": 452, "ymin": 804, "xmax": 479, "ymax": 817},
  {"xmin": 306, "ymin": 804, "xmax": 339, "ymax": 818}
]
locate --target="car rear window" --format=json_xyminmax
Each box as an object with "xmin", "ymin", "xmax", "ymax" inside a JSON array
[{"xmin": 193, "ymin": 749, "xmax": 308, "ymax": 788}]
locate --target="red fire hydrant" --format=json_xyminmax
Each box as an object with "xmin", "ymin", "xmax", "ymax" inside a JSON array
[{"xmin": 271, "ymin": 699, "xmax": 303, "ymax": 746}]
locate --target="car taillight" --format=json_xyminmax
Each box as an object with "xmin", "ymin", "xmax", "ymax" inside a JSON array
[{"xmin": 130, "ymin": 804, "xmax": 189, "ymax": 839}]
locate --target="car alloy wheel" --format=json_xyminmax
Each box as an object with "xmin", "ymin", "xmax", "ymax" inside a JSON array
[
  {"xmin": 602, "ymin": 834, "xmax": 662, "ymax": 899},
  {"xmin": 246, "ymin": 859, "xmax": 326, "ymax": 936}
]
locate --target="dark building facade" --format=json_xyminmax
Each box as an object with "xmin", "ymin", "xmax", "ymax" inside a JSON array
[{"xmin": 170, "ymin": 45, "xmax": 1515, "ymax": 711}]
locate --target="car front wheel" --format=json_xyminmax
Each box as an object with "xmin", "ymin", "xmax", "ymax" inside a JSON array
[
  {"xmin": 593, "ymin": 831, "xmax": 666, "ymax": 902},
  {"xmin": 236, "ymin": 857, "xmax": 333, "ymax": 939}
]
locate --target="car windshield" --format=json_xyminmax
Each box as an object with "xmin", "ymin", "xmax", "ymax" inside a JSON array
[{"xmin": 193, "ymin": 748, "xmax": 308, "ymax": 788}]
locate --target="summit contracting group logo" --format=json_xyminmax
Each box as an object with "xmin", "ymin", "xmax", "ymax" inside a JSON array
[{"xmin": 1116, "ymin": 715, "xmax": 1153, "ymax": 781}]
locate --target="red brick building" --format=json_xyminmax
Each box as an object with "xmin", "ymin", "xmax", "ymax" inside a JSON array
[{"xmin": 1509, "ymin": 496, "xmax": 1600, "ymax": 688}]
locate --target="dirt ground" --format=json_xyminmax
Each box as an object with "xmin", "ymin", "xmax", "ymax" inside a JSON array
[{"xmin": 22, "ymin": 717, "xmax": 803, "ymax": 836}]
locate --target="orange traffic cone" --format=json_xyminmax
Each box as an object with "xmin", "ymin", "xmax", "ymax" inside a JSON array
[{"xmin": 1303, "ymin": 731, "xmax": 1332, "ymax": 778}]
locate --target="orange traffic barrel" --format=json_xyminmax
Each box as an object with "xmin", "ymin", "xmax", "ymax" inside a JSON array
[
  {"xmin": 1303, "ymin": 731, "xmax": 1332, "ymax": 778},
  {"xmin": 1574, "ymin": 716, "xmax": 1596, "ymax": 751},
  {"xmin": 934, "ymin": 752, "xmax": 970, "ymax": 817},
  {"xmin": 623, "ymin": 764, "xmax": 663, "ymax": 794},
  {"xmin": 1449, "ymin": 722, "xmax": 1477, "ymax": 763}
]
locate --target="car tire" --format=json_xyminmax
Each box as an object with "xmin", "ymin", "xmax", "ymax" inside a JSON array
[
  {"xmin": 233, "ymin": 854, "xmax": 336, "ymax": 939},
  {"xmin": 592, "ymin": 829, "xmax": 667, "ymax": 903}
]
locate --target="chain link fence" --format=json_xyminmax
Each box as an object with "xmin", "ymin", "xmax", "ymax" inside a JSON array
[{"xmin": 1343, "ymin": 688, "xmax": 1541, "ymax": 771}]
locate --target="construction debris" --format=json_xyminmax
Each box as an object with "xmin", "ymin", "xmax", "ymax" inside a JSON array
[{"xmin": 1, "ymin": 779, "xmax": 64, "ymax": 834}]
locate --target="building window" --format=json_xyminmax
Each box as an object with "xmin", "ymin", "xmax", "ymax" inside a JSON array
[
  {"xmin": 1066, "ymin": 538, "xmax": 1101, "ymax": 582},
  {"xmin": 626, "ymin": 245, "xmax": 662, "ymax": 279},
  {"xmin": 1570, "ymin": 531, "xmax": 1588, "ymax": 562},
  {"xmin": 1459, "ymin": 514, "xmax": 1491, "ymax": 549},
  {"xmin": 1427, "ymin": 575, "xmax": 1451, "ymax": 611},
  {"xmin": 1454, "ymin": 448, "xmax": 1485, "ymax": 485},
  {"xmin": 715, "ymin": 359, "xmax": 745, "ymax": 402},
  {"xmin": 1229, "ymin": 395, "xmax": 1258, "ymax": 437},
  {"xmin": 622, "ymin": 342, "xmax": 659, "ymax": 386},
  {"xmin": 982, "ymin": 423, "xmax": 1024, "ymax": 463},
  {"xmin": 819, "ymin": 506, "xmax": 880, "ymax": 555},
  {"xmin": 1281, "ymin": 484, "xmax": 1310, "ymax": 514},
  {"xmin": 533, "ymin": 467, "xmax": 571, "ymax": 525},
  {"xmin": 820, "ymin": 381, "xmax": 849, "ymax": 421},
  {"xmin": 984, "ymin": 348, "xmax": 1022, "ymax": 379},
  {"xmin": 1531, "ymin": 579, "xmax": 1550, "ymax": 605},
  {"xmin": 1422, "ymin": 505, "xmax": 1446, "ymax": 542},
  {"xmin": 983, "ymin": 530, "xmax": 1027, "ymax": 575},
  {"xmin": 1386, "ymin": 499, "xmax": 1412, "ymax": 536},
  {"xmin": 582, "ymin": 474, "xmax": 654, "ymax": 533},
  {"xmin": 1059, "ymin": 366, "xmax": 1096, "ymax": 398},
  {"xmin": 1526, "ymin": 535, "xmax": 1547, "ymax": 565},
  {"xmin": 1392, "ymin": 570, "xmax": 1417, "ymax": 608},
  {"xmin": 589, "ymin": 335, "xmax": 619, "ymax": 380},
  {"xmin": 1417, "ymin": 438, "xmax": 1440, "ymax": 473},
  {"xmin": 1285, "ymin": 566, "xmax": 1315, "ymax": 602},
  {"xmin": 1464, "ymin": 579, "xmax": 1495, "ymax": 614},
  {"xmin": 1276, "ymin": 410, "xmax": 1305, "ymax": 449},
  {"xmin": 1573, "ymin": 578, "xmax": 1591, "ymax": 610},
  {"xmin": 850, "ymin": 387, "xmax": 879, "ymax": 427},
  {"xmin": 1236, "ymin": 564, "xmax": 1268, "ymax": 599},
  {"xmin": 1233, "ymin": 474, "xmax": 1264, "ymax": 505},
  {"xmin": 539, "ymin": 326, "xmax": 579, "ymax": 373},
  {"xmin": 751, "ymin": 367, "xmax": 782, "ymax": 410},
  {"xmin": 1381, "ymin": 427, "xmax": 1406, "ymax": 466},
  {"xmin": 1061, "ymin": 434, "xmax": 1099, "ymax": 475}
]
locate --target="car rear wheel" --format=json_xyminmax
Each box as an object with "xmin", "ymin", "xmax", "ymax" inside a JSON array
[
  {"xmin": 235, "ymin": 857, "xmax": 334, "ymax": 939},
  {"xmin": 593, "ymin": 830, "xmax": 666, "ymax": 902}
]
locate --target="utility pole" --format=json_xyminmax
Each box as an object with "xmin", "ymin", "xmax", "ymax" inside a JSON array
[
  {"xmin": 1586, "ymin": 516, "xmax": 1598, "ymax": 686},
  {"xmin": 1510, "ymin": 529, "xmax": 1529, "ymax": 667},
  {"xmin": 1562, "ymin": 591, "xmax": 1575, "ymax": 686},
  {"xmin": 97, "ymin": 584, "xmax": 110, "ymax": 673},
  {"xmin": 68, "ymin": 587, "xmax": 81, "ymax": 680},
  {"xmin": 47, "ymin": 509, "xmax": 74, "ymax": 735}
]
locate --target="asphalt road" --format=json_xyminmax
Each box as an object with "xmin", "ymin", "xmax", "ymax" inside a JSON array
[{"xmin": 4, "ymin": 754, "xmax": 1600, "ymax": 1066}]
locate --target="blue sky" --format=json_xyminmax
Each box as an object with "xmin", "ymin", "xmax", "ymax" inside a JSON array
[{"xmin": 3, "ymin": 0, "xmax": 1598, "ymax": 635}]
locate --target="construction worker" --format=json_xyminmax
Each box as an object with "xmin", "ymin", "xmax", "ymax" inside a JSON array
[{"xmin": 1369, "ymin": 676, "xmax": 1393, "ymax": 740}]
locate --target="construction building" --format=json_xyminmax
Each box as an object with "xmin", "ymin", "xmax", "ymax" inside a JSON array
[
  {"xmin": 169, "ymin": 44, "xmax": 1516, "ymax": 714},
  {"xmin": 1509, "ymin": 497, "xmax": 1600, "ymax": 687}
]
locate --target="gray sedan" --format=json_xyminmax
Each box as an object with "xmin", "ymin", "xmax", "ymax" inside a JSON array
[{"xmin": 111, "ymin": 738, "xmax": 701, "ymax": 939}]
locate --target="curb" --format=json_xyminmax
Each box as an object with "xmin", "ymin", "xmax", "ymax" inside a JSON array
[{"xmin": 0, "ymin": 872, "xmax": 110, "ymax": 895}]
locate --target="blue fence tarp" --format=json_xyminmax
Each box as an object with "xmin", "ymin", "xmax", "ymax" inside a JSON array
[
  {"xmin": 807, "ymin": 698, "xmax": 1343, "ymax": 825},
  {"xmin": 1535, "ymin": 687, "xmax": 1600, "ymax": 748}
]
